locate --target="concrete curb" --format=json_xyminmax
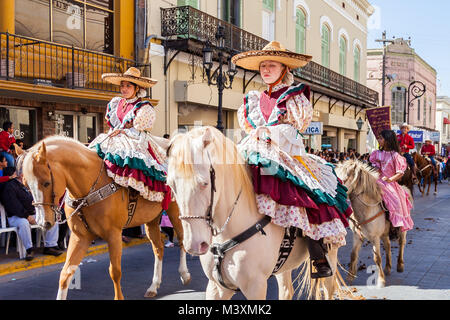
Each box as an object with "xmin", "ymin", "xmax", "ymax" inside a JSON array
[{"xmin": 0, "ymin": 238, "xmax": 148, "ymax": 277}]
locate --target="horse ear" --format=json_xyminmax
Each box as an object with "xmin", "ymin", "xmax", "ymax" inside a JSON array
[
  {"xmin": 202, "ymin": 127, "xmax": 212, "ymax": 148},
  {"xmin": 33, "ymin": 142, "xmax": 47, "ymax": 164},
  {"xmin": 14, "ymin": 143, "xmax": 25, "ymax": 156}
]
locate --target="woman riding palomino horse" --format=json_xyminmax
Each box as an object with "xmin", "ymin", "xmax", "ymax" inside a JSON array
[
  {"xmin": 89, "ymin": 67, "xmax": 172, "ymax": 210},
  {"xmin": 232, "ymin": 41, "xmax": 353, "ymax": 279}
]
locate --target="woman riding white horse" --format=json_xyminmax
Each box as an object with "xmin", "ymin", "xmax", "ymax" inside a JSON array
[
  {"xmin": 89, "ymin": 67, "xmax": 171, "ymax": 210},
  {"xmin": 232, "ymin": 41, "xmax": 353, "ymax": 278}
]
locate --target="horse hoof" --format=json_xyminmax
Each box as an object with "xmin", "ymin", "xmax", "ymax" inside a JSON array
[
  {"xmin": 144, "ymin": 290, "xmax": 157, "ymax": 298},
  {"xmin": 377, "ymin": 280, "xmax": 385, "ymax": 288},
  {"xmin": 397, "ymin": 265, "xmax": 404, "ymax": 273},
  {"xmin": 384, "ymin": 268, "xmax": 391, "ymax": 276},
  {"xmin": 181, "ymin": 273, "xmax": 192, "ymax": 286}
]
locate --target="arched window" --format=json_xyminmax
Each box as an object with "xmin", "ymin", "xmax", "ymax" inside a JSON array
[
  {"xmin": 295, "ymin": 8, "xmax": 306, "ymax": 53},
  {"xmin": 417, "ymin": 98, "xmax": 421, "ymax": 121},
  {"xmin": 391, "ymin": 86, "xmax": 406, "ymax": 124},
  {"xmin": 339, "ymin": 36, "xmax": 347, "ymax": 76},
  {"xmin": 178, "ymin": 0, "xmax": 198, "ymax": 8},
  {"xmin": 353, "ymin": 45, "xmax": 361, "ymax": 82},
  {"xmin": 321, "ymin": 24, "xmax": 330, "ymax": 68},
  {"xmin": 424, "ymin": 97, "xmax": 427, "ymax": 126}
]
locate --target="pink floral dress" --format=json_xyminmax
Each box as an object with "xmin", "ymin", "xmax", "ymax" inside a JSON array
[{"xmin": 369, "ymin": 150, "xmax": 414, "ymax": 232}]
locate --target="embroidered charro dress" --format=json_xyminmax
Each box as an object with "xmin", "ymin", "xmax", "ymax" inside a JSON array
[
  {"xmin": 89, "ymin": 97, "xmax": 171, "ymax": 209},
  {"xmin": 369, "ymin": 150, "xmax": 414, "ymax": 232},
  {"xmin": 237, "ymin": 83, "xmax": 352, "ymax": 246}
]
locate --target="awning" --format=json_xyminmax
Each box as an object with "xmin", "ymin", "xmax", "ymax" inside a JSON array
[{"xmin": 444, "ymin": 117, "xmax": 450, "ymax": 124}]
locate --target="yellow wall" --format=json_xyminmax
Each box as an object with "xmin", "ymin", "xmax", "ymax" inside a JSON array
[
  {"xmin": 0, "ymin": 0, "xmax": 15, "ymax": 33},
  {"xmin": 114, "ymin": 0, "xmax": 135, "ymax": 60}
]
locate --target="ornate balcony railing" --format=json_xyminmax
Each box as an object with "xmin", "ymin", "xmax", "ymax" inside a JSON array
[
  {"xmin": 161, "ymin": 6, "xmax": 379, "ymax": 107},
  {"xmin": 0, "ymin": 32, "xmax": 136, "ymax": 93}
]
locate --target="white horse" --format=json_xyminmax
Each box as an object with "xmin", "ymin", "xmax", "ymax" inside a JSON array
[
  {"xmin": 336, "ymin": 160, "xmax": 412, "ymax": 288},
  {"xmin": 167, "ymin": 126, "xmax": 347, "ymax": 300}
]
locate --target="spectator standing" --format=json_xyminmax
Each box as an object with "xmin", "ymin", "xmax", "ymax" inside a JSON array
[
  {"xmin": 0, "ymin": 121, "xmax": 16, "ymax": 168},
  {"xmin": 160, "ymin": 210, "xmax": 174, "ymax": 248}
]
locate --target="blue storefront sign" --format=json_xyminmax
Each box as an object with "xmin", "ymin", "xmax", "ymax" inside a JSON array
[
  {"xmin": 396, "ymin": 130, "xmax": 424, "ymax": 143},
  {"xmin": 304, "ymin": 122, "xmax": 323, "ymax": 135}
]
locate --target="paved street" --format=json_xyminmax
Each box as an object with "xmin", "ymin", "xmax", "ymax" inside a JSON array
[{"xmin": 0, "ymin": 182, "xmax": 449, "ymax": 300}]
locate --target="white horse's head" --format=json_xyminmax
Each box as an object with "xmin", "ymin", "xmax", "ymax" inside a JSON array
[{"xmin": 167, "ymin": 126, "xmax": 252, "ymax": 255}]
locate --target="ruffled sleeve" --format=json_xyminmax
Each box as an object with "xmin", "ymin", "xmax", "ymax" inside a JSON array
[
  {"xmin": 369, "ymin": 150, "xmax": 381, "ymax": 169},
  {"xmin": 284, "ymin": 93, "xmax": 313, "ymax": 133},
  {"xmin": 133, "ymin": 103, "xmax": 156, "ymax": 132},
  {"xmin": 105, "ymin": 97, "xmax": 122, "ymax": 129},
  {"xmin": 393, "ymin": 152, "xmax": 407, "ymax": 174}
]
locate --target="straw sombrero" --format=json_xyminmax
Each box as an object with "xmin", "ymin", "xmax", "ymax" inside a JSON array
[
  {"xmin": 102, "ymin": 67, "xmax": 157, "ymax": 88},
  {"xmin": 231, "ymin": 41, "xmax": 312, "ymax": 71}
]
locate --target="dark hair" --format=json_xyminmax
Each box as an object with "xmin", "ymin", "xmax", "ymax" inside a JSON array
[
  {"xmin": 380, "ymin": 130, "xmax": 400, "ymax": 153},
  {"xmin": 0, "ymin": 154, "xmax": 5, "ymax": 162},
  {"xmin": 2, "ymin": 121, "xmax": 13, "ymax": 131}
]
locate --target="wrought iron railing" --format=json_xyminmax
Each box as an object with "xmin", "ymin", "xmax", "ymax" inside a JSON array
[
  {"xmin": 161, "ymin": 6, "xmax": 379, "ymax": 106},
  {"xmin": 161, "ymin": 6, "xmax": 267, "ymax": 53},
  {"xmin": 0, "ymin": 32, "xmax": 136, "ymax": 93}
]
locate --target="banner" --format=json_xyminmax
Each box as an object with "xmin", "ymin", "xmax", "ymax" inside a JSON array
[
  {"xmin": 395, "ymin": 130, "xmax": 424, "ymax": 143},
  {"xmin": 366, "ymin": 106, "xmax": 391, "ymax": 140},
  {"xmin": 304, "ymin": 122, "xmax": 323, "ymax": 135}
]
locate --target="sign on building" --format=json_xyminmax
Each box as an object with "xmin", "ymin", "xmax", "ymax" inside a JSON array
[
  {"xmin": 396, "ymin": 130, "xmax": 424, "ymax": 143},
  {"xmin": 304, "ymin": 122, "xmax": 323, "ymax": 135}
]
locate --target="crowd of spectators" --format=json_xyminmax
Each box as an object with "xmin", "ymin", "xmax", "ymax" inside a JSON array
[{"xmin": 305, "ymin": 146, "xmax": 370, "ymax": 164}]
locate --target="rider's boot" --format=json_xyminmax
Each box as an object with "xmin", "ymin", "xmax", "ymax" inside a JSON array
[{"xmin": 306, "ymin": 236, "xmax": 333, "ymax": 279}]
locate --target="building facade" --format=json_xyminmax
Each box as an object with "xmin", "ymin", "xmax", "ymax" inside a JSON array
[
  {"xmin": 436, "ymin": 96, "xmax": 450, "ymax": 156},
  {"xmin": 0, "ymin": 0, "xmax": 157, "ymax": 147},
  {"xmin": 149, "ymin": 0, "xmax": 378, "ymax": 153},
  {"xmin": 367, "ymin": 37, "xmax": 438, "ymax": 150}
]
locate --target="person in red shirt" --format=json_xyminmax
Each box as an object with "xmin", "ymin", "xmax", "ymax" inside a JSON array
[
  {"xmin": 397, "ymin": 123, "xmax": 418, "ymax": 183},
  {"xmin": 421, "ymin": 139, "xmax": 437, "ymax": 170},
  {"xmin": 0, "ymin": 155, "xmax": 17, "ymax": 183},
  {"xmin": 0, "ymin": 121, "xmax": 16, "ymax": 168}
]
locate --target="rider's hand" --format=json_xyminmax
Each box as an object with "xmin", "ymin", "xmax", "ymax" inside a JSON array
[
  {"xmin": 27, "ymin": 216, "xmax": 37, "ymax": 225},
  {"xmin": 109, "ymin": 130, "xmax": 123, "ymax": 137},
  {"xmin": 382, "ymin": 176, "xmax": 392, "ymax": 183}
]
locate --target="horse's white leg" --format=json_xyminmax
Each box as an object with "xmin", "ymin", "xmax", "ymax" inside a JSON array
[
  {"xmin": 57, "ymin": 231, "xmax": 93, "ymax": 300},
  {"xmin": 397, "ymin": 231, "xmax": 407, "ymax": 273},
  {"xmin": 275, "ymin": 271, "xmax": 294, "ymax": 300},
  {"xmin": 239, "ymin": 275, "xmax": 268, "ymax": 300},
  {"xmin": 322, "ymin": 244, "xmax": 338, "ymax": 299},
  {"xmin": 178, "ymin": 248, "xmax": 191, "ymax": 285},
  {"xmin": 381, "ymin": 232, "xmax": 392, "ymax": 276},
  {"xmin": 144, "ymin": 219, "xmax": 164, "ymax": 298},
  {"xmin": 205, "ymin": 280, "xmax": 234, "ymax": 300},
  {"xmin": 370, "ymin": 237, "xmax": 385, "ymax": 288},
  {"xmin": 348, "ymin": 232, "xmax": 362, "ymax": 282}
]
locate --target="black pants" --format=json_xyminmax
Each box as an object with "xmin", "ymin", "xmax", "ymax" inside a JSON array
[
  {"xmin": 306, "ymin": 236, "xmax": 327, "ymax": 261},
  {"xmin": 161, "ymin": 227, "xmax": 174, "ymax": 242}
]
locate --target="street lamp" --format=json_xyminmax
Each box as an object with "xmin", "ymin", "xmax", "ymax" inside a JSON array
[
  {"xmin": 405, "ymin": 80, "xmax": 426, "ymax": 123},
  {"xmin": 202, "ymin": 25, "xmax": 237, "ymax": 133},
  {"xmin": 356, "ymin": 117, "xmax": 364, "ymax": 131}
]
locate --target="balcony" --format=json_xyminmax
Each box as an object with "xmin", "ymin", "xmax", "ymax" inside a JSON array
[
  {"xmin": 0, "ymin": 32, "xmax": 136, "ymax": 93},
  {"xmin": 161, "ymin": 6, "xmax": 379, "ymax": 108}
]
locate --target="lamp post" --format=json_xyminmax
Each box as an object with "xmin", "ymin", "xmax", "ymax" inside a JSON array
[
  {"xmin": 405, "ymin": 80, "xmax": 426, "ymax": 123},
  {"xmin": 202, "ymin": 25, "xmax": 237, "ymax": 133}
]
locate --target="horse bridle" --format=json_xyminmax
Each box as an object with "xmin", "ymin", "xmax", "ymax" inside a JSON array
[{"xmin": 177, "ymin": 152, "xmax": 242, "ymax": 237}]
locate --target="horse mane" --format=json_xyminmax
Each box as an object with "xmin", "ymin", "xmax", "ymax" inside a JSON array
[
  {"xmin": 337, "ymin": 159, "xmax": 383, "ymax": 202},
  {"xmin": 168, "ymin": 126, "xmax": 254, "ymax": 198}
]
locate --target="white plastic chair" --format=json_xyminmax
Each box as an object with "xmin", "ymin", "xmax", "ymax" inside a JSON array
[{"xmin": 0, "ymin": 203, "xmax": 25, "ymax": 259}]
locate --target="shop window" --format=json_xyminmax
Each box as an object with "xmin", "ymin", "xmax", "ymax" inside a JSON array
[
  {"xmin": 15, "ymin": 0, "xmax": 114, "ymax": 54},
  {"xmin": 0, "ymin": 106, "xmax": 37, "ymax": 148},
  {"xmin": 55, "ymin": 112, "xmax": 98, "ymax": 144}
]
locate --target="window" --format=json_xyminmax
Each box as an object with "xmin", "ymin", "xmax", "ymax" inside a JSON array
[
  {"xmin": 339, "ymin": 36, "xmax": 347, "ymax": 76},
  {"xmin": 15, "ymin": 0, "xmax": 114, "ymax": 54},
  {"xmin": 321, "ymin": 24, "xmax": 330, "ymax": 68},
  {"xmin": 55, "ymin": 112, "xmax": 98, "ymax": 144},
  {"xmin": 295, "ymin": 9, "xmax": 306, "ymax": 54},
  {"xmin": 353, "ymin": 46, "xmax": 360, "ymax": 83},
  {"xmin": 429, "ymin": 100, "xmax": 433, "ymax": 124},
  {"xmin": 417, "ymin": 99, "xmax": 421, "ymax": 121},
  {"xmin": 0, "ymin": 106, "xmax": 37, "ymax": 148},
  {"xmin": 262, "ymin": 0, "xmax": 275, "ymax": 41},
  {"xmin": 424, "ymin": 97, "xmax": 427, "ymax": 126},
  {"xmin": 178, "ymin": 0, "xmax": 199, "ymax": 9},
  {"xmin": 391, "ymin": 87, "xmax": 406, "ymax": 124},
  {"xmin": 220, "ymin": 0, "xmax": 241, "ymax": 27}
]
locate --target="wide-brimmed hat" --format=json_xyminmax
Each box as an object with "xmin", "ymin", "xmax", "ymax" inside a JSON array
[
  {"xmin": 102, "ymin": 67, "xmax": 157, "ymax": 88},
  {"xmin": 400, "ymin": 123, "xmax": 411, "ymax": 130},
  {"xmin": 231, "ymin": 41, "xmax": 312, "ymax": 71}
]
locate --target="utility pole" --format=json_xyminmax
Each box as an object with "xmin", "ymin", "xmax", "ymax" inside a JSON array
[{"xmin": 375, "ymin": 31, "xmax": 394, "ymax": 106}]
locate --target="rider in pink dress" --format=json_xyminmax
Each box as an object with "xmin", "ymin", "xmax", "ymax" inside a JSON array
[{"xmin": 370, "ymin": 130, "xmax": 414, "ymax": 232}]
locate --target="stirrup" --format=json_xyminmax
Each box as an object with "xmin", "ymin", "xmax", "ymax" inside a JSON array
[{"xmin": 310, "ymin": 254, "xmax": 334, "ymax": 279}]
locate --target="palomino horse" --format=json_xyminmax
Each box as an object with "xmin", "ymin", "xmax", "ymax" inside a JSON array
[
  {"xmin": 336, "ymin": 160, "xmax": 413, "ymax": 288},
  {"xmin": 166, "ymin": 126, "xmax": 346, "ymax": 300},
  {"xmin": 413, "ymin": 152, "xmax": 438, "ymax": 196},
  {"xmin": 16, "ymin": 137, "xmax": 191, "ymax": 299}
]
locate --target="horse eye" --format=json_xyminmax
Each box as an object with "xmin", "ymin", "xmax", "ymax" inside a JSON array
[{"xmin": 43, "ymin": 182, "xmax": 51, "ymax": 188}]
